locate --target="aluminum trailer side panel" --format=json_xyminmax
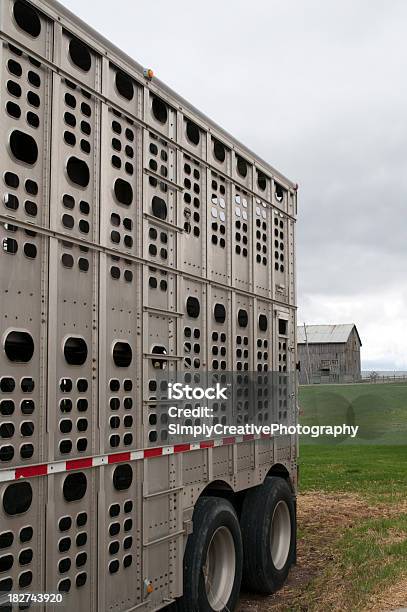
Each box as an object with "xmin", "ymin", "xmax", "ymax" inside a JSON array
[{"xmin": 0, "ymin": 0, "xmax": 298, "ymax": 610}]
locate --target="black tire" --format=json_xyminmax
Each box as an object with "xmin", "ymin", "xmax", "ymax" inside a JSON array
[
  {"xmin": 174, "ymin": 496, "xmax": 243, "ymax": 612},
  {"xmin": 240, "ymin": 476, "xmax": 296, "ymax": 594}
]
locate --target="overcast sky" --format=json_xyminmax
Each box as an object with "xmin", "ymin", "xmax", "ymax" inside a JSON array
[{"xmin": 60, "ymin": 0, "xmax": 407, "ymax": 370}]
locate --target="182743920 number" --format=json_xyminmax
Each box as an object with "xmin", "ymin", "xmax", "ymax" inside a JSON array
[{"xmin": 6, "ymin": 593, "xmax": 63, "ymax": 605}]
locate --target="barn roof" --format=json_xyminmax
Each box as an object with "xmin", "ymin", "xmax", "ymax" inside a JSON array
[{"xmin": 297, "ymin": 324, "xmax": 362, "ymax": 346}]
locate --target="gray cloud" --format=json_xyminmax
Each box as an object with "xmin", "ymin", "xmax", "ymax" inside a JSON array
[{"xmin": 60, "ymin": 0, "xmax": 407, "ymax": 368}]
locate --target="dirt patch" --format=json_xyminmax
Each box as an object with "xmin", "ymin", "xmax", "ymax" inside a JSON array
[
  {"xmin": 238, "ymin": 491, "xmax": 404, "ymax": 612},
  {"xmin": 364, "ymin": 575, "xmax": 407, "ymax": 611}
]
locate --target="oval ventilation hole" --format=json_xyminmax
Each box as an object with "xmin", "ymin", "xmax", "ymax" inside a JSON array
[
  {"xmin": 275, "ymin": 182, "xmax": 285, "ymax": 203},
  {"xmin": 63, "ymin": 472, "xmax": 87, "ymax": 502},
  {"xmin": 115, "ymin": 70, "xmax": 134, "ymax": 101},
  {"xmin": 24, "ymin": 243, "xmax": 37, "ymax": 259},
  {"xmin": 10, "ymin": 130, "xmax": 38, "ymax": 165},
  {"xmin": 114, "ymin": 178, "xmax": 133, "ymax": 206},
  {"xmin": 19, "ymin": 549, "xmax": 33, "ymax": 567},
  {"xmin": 4, "ymin": 331, "xmax": 34, "ymax": 363},
  {"xmin": 68, "ymin": 37, "xmax": 92, "ymax": 72},
  {"xmin": 4, "ymin": 172, "xmax": 19, "ymax": 188},
  {"xmin": 186, "ymin": 119, "xmax": 200, "ymax": 146},
  {"xmin": 67, "ymin": 157, "xmax": 90, "ymax": 188},
  {"xmin": 214, "ymin": 303, "xmax": 226, "ymax": 324},
  {"xmin": 13, "ymin": 0, "xmax": 41, "ymax": 38},
  {"xmin": 259, "ymin": 314, "xmax": 268, "ymax": 332},
  {"xmin": 4, "ymin": 193, "xmax": 19, "ymax": 211},
  {"xmin": 186, "ymin": 296, "xmax": 200, "ymax": 318},
  {"xmin": 6, "ymin": 101, "xmax": 21, "ymax": 119},
  {"xmin": 63, "ymin": 337, "xmax": 88, "ymax": 365},
  {"xmin": 0, "ymin": 555, "xmax": 13, "ymax": 572},
  {"xmin": 61, "ymin": 253, "xmax": 74, "ymax": 268},
  {"xmin": 58, "ymin": 578, "xmax": 71, "ymax": 592},
  {"xmin": 113, "ymin": 464, "xmax": 133, "ymax": 491},
  {"xmin": 19, "ymin": 570, "xmax": 32, "ymax": 588},
  {"xmin": 8, "ymin": 59, "xmax": 22, "ymax": 77},
  {"xmin": 0, "ymin": 378, "xmax": 15, "ymax": 393},
  {"xmin": 151, "ymin": 195, "xmax": 167, "ymax": 220},
  {"xmin": 25, "ymin": 200, "xmax": 37, "ymax": 216},
  {"xmin": 213, "ymin": 139, "xmax": 226, "ymax": 163},
  {"xmin": 3, "ymin": 482, "xmax": 32, "ymax": 515},
  {"xmin": 0, "ymin": 531, "xmax": 14, "ymax": 548},
  {"xmin": 236, "ymin": 155, "xmax": 248, "ymax": 178},
  {"xmin": 0, "ymin": 577, "xmax": 12, "ymax": 592},
  {"xmin": 7, "ymin": 80, "xmax": 21, "ymax": 97},
  {"xmin": 20, "ymin": 526, "xmax": 33, "ymax": 542},
  {"xmin": 151, "ymin": 96, "xmax": 168, "ymax": 124},
  {"xmin": 238, "ymin": 309, "xmax": 248, "ymax": 328},
  {"xmin": 113, "ymin": 342, "xmax": 132, "ymax": 367},
  {"xmin": 3, "ymin": 237, "xmax": 18, "ymax": 254},
  {"xmin": 257, "ymin": 172, "xmax": 267, "ymax": 191}
]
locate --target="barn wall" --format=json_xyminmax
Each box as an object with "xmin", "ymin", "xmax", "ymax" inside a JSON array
[
  {"xmin": 297, "ymin": 334, "xmax": 361, "ymax": 384},
  {"xmin": 345, "ymin": 328, "xmax": 361, "ymax": 382}
]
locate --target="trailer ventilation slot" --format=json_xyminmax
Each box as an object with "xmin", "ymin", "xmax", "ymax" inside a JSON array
[
  {"xmin": 213, "ymin": 139, "xmax": 226, "ymax": 163},
  {"xmin": 238, "ymin": 309, "xmax": 248, "ymax": 328},
  {"xmin": 4, "ymin": 331, "xmax": 34, "ymax": 362},
  {"xmin": 3, "ymin": 482, "xmax": 32, "ymax": 515},
  {"xmin": 186, "ymin": 119, "xmax": 200, "ymax": 145},
  {"xmin": 113, "ymin": 464, "xmax": 133, "ymax": 490},
  {"xmin": 63, "ymin": 472, "xmax": 87, "ymax": 501},
  {"xmin": 214, "ymin": 303, "xmax": 226, "ymax": 324},
  {"xmin": 113, "ymin": 342, "xmax": 132, "ymax": 367},
  {"xmin": 236, "ymin": 155, "xmax": 248, "ymax": 178},
  {"xmin": 278, "ymin": 319, "xmax": 288, "ymax": 335},
  {"xmin": 63, "ymin": 337, "xmax": 88, "ymax": 365},
  {"xmin": 152, "ymin": 345, "xmax": 167, "ymax": 369},
  {"xmin": 259, "ymin": 314, "xmax": 268, "ymax": 332},
  {"xmin": 186, "ymin": 296, "xmax": 200, "ymax": 318},
  {"xmin": 275, "ymin": 182, "xmax": 285, "ymax": 203},
  {"xmin": 115, "ymin": 70, "xmax": 134, "ymax": 101},
  {"xmin": 257, "ymin": 171, "xmax": 267, "ymax": 191},
  {"xmin": 68, "ymin": 36, "xmax": 91, "ymax": 72},
  {"xmin": 114, "ymin": 178, "xmax": 133, "ymax": 206},
  {"xmin": 151, "ymin": 195, "xmax": 167, "ymax": 220},
  {"xmin": 10, "ymin": 130, "xmax": 38, "ymax": 165},
  {"xmin": 152, "ymin": 96, "xmax": 168, "ymax": 124},
  {"xmin": 13, "ymin": 1, "xmax": 41, "ymax": 38},
  {"xmin": 67, "ymin": 157, "xmax": 90, "ymax": 188}
]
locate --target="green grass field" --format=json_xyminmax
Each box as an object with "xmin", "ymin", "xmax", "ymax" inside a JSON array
[
  {"xmin": 299, "ymin": 380, "xmax": 407, "ymax": 446},
  {"xmin": 296, "ymin": 382, "xmax": 407, "ymax": 610}
]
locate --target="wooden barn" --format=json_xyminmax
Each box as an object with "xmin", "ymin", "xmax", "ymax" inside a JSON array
[{"xmin": 297, "ymin": 324, "xmax": 362, "ymax": 384}]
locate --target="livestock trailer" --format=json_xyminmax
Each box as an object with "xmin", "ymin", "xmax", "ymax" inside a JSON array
[{"xmin": 0, "ymin": 1, "xmax": 298, "ymax": 610}]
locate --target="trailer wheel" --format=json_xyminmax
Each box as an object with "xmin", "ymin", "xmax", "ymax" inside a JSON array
[
  {"xmin": 175, "ymin": 496, "xmax": 243, "ymax": 612},
  {"xmin": 240, "ymin": 476, "xmax": 296, "ymax": 594}
]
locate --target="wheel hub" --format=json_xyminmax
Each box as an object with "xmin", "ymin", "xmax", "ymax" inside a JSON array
[
  {"xmin": 270, "ymin": 500, "xmax": 291, "ymax": 570},
  {"xmin": 203, "ymin": 526, "xmax": 236, "ymax": 611}
]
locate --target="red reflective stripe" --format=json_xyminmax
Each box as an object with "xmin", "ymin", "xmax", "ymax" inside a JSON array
[
  {"xmin": 108, "ymin": 452, "xmax": 131, "ymax": 464},
  {"xmin": 200, "ymin": 440, "xmax": 214, "ymax": 448},
  {"xmin": 173, "ymin": 444, "xmax": 191, "ymax": 454},
  {"xmin": 15, "ymin": 464, "xmax": 47, "ymax": 479},
  {"xmin": 0, "ymin": 436, "xmax": 265, "ymax": 483},
  {"xmin": 144, "ymin": 447, "xmax": 163, "ymax": 458},
  {"xmin": 66, "ymin": 458, "xmax": 93, "ymax": 471}
]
